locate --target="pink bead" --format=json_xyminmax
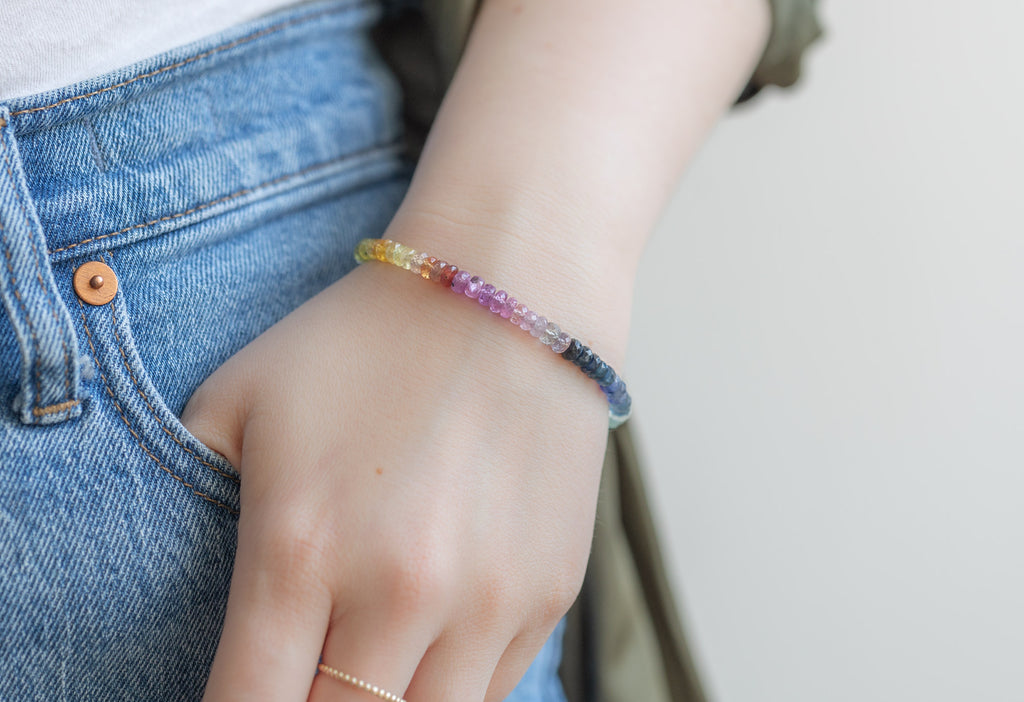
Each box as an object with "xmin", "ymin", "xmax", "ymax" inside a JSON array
[
  {"xmin": 500, "ymin": 296, "xmax": 517, "ymax": 319},
  {"xmin": 520, "ymin": 311, "xmax": 538, "ymax": 331},
  {"xmin": 509, "ymin": 300, "xmax": 528, "ymax": 325},
  {"xmin": 489, "ymin": 290, "xmax": 508, "ymax": 315},
  {"xmin": 465, "ymin": 275, "xmax": 483, "ymax": 298},
  {"xmin": 478, "ymin": 284, "xmax": 496, "ymax": 307},
  {"xmin": 552, "ymin": 332, "xmax": 572, "ymax": 354},
  {"xmin": 451, "ymin": 270, "xmax": 471, "ymax": 294}
]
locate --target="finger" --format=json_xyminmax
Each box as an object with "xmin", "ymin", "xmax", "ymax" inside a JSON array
[
  {"xmin": 308, "ymin": 610, "xmax": 434, "ymax": 702},
  {"xmin": 202, "ymin": 513, "xmax": 332, "ymax": 702},
  {"xmin": 484, "ymin": 627, "xmax": 562, "ymax": 702},
  {"xmin": 179, "ymin": 362, "xmax": 248, "ymax": 470},
  {"xmin": 401, "ymin": 629, "xmax": 503, "ymax": 702}
]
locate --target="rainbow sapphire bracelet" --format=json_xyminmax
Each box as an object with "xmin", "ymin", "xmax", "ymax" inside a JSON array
[{"xmin": 354, "ymin": 238, "xmax": 632, "ymax": 428}]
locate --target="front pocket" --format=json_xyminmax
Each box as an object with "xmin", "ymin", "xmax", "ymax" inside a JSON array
[
  {"xmin": 74, "ymin": 280, "xmax": 241, "ymax": 515},
  {"xmin": 67, "ymin": 169, "xmax": 412, "ymax": 514}
]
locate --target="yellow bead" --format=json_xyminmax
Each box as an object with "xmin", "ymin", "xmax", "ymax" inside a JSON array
[{"xmin": 354, "ymin": 239, "xmax": 371, "ymax": 262}]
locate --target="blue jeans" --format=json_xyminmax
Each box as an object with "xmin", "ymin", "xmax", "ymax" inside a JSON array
[{"xmin": 0, "ymin": 1, "xmax": 566, "ymax": 699}]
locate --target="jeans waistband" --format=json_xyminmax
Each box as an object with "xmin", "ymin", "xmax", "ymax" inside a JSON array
[
  {"xmin": 2, "ymin": 0, "xmax": 400, "ymax": 261},
  {"xmin": 0, "ymin": 0, "xmax": 403, "ymax": 425}
]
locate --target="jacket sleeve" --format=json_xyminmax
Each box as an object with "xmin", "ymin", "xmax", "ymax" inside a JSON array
[{"xmin": 423, "ymin": 0, "xmax": 823, "ymax": 98}]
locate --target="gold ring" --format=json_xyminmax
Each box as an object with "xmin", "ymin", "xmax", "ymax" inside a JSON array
[{"xmin": 317, "ymin": 663, "xmax": 407, "ymax": 702}]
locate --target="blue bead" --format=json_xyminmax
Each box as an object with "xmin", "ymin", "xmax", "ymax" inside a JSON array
[
  {"xmin": 561, "ymin": 339, "xmax": 583, "ymax": 362},
  {"xmin": 574, "ymin": 347, "xmax": 594, "ymax": 369},
  {"xmin": 582, "ymin": 355, "xmax": 602, "ymax": 375},
  {"xmin": 596, "ymin": 366, "xmax": 617, "ymax": 386},
  {"xmin": 602, "ymin": 378, "xmax": 625, "ymax": 396}
]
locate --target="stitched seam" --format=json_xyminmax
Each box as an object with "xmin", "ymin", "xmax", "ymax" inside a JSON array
[
  {"xmin": 0, "ymin": 133, "xmax": 73, "ymax": 403},
  {"xmin": 106, "ymin": 291, "xmax": 239, "ymax": 484},
  {"xmin": 83, "ymin": 117, "xmax": 109, "ymax": 172},
  {"xmin": 32, "ymin": 399, "xmax": 80, "ymax": 416},
  {"xmin": 0, "ymin": 219, "xmax": 42, "ymax": 408},
  {"xmin": 78, "ymin": 299, "xmax": 238, "ymax": 515},
  {"xmin": 9, "ymin": 2, "xmax": 368, "ymax": 118},
  {"xmin": 48, "ymin": 142, "xmax": 398, "ymax": 255}
]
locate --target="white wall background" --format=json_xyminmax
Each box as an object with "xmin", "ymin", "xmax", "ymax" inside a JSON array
[{"xmin": 629, "ymin": 2, "xmax": 1024, "ymax": 701}]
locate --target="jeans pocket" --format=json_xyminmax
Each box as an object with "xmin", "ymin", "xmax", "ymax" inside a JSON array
[{"xmin": 73, "ymin": 277, "xmax": 241, "ymax": 514}]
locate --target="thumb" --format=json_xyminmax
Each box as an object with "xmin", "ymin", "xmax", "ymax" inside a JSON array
[{"xmin": 180, "ymin": 367, "xmax": 249, "ymax": 471}]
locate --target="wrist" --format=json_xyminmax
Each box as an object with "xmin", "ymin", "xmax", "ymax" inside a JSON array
[{"xmin": 384, "ymin": 200, "xmax": 637, "ymax": 368}]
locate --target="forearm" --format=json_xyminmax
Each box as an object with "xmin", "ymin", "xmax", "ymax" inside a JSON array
[{"xmin": 387, "ymin": 0, "xmax": 770, "ymax": 364}]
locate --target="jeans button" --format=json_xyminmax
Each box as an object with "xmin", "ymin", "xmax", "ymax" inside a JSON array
[{"xmin": 73, "ymin": 261, "xmax": 118, "ymax": 305}]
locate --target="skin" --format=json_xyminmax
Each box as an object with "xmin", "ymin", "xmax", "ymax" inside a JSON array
[{"xmin": 185, "ymin": 0, "xmax": 770, "ymax": 700}]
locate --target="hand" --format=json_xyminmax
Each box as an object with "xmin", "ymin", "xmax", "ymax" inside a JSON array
[{"xmin": 183, "ymin": 256, "xmax": 610, "ymax": 702}]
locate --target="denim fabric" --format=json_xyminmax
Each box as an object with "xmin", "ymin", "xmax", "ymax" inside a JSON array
[{"xmin": 0, "ymin": 1, "xmax": 566, "ymax": 699}]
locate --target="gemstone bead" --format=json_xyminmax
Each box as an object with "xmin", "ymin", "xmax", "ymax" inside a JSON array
[
  {"xmin": 410, "ymin": 251, "xmax": 428, "ymax": 274},
  {"xmin": 596, "ymin": 364, "xmax": 617, "ymax": 386},
  {"xmin": 552, "ymin": 332, "xmax": 571, "ymax": 354},
  {"xmin": 373, "ymin": 240, "xmax": 388, "ymax": 261},
  {"xmin": 574, "ymin": 347, "xmax": 594, "ymax": 369},
  {"xmin": 510, "ymin": 303, "xmax": 528, "ymax": 325},
  {"xmin": 429, "ymin": 260, "xmax": 446, "ymax": 283},
  {"xmin": 541, "ymin": 322, "xmax": 560, "ymax": 346},
  {"xmin": 420, "ymin": 256, "xmax": 439, "ymax": 280},
  {"xmin": 451, "ymin": 270, "xmax": 471, "ymax": 294},
  {"xmin": 354, "ymin": 239, "xmax": 372, "ymax": 262},
  {"xmin": 561, "ymin": 339, "xmax": 583, "ymax": 362},
  {"xmin": 439, "ymin": 264, "xmax": 458, "ymax": 287},
  {"xmin": 520, "ymin": 311, "xmax": 538, "ymax": 331},
  {"xmin": 465, "ymin": 275, "xmax": 484, "ymax": 298},
  {"xmin": 392, "ymin": 244, "xmax": 412, "ymax": 268},
  {"xmin": 530, "ymin": 316, "xmax": 548, "ymax": 338},
  {"xmin": 499, "ymin": 296, "xmax": 516, "ymax": 319},
  {"xmin": 488, "ymin": 290, "xmax": 507, "ymax": 314},
  {"xmin": 603, "ymin": 378, "xmax": 625, "ymax": 397},
  {"xmin": 384, "ymin": 240, "xmax": 398, "ymax": 263},
  {"xmin": 478, "ymin": 284, "xmax": 496, "ymax": 307}
]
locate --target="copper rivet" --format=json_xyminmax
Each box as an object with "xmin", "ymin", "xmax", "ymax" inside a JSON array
[{"xmin": 73, "ymin": 261, "xmax": 118, "ymax": 306}]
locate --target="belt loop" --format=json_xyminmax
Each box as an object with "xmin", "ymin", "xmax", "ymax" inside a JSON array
[{"xmin": 0, "ymin": 106, "xmax": 82, "ymax": 425}]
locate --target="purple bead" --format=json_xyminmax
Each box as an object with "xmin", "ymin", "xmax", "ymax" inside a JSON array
[
  {"xmin": 451, "ymin": 270, "xmax": 472, "ymax": 294},
  {"xmin": 530, "ymin": 316, "xmax": 548, "ymax": 338},
  {"xmin": 551, "ymin": 331, "xmax": 572, "ymax": 354},
  {"xmin": 465, "ymin": 275, "xmax": 483, "ymax": 298},
  {"xmin": 489, "ymin": 290, "xmax": 507, "ymax": 314},
  {"xmin": 510, "ymin": 303, "xmax": 528, "ymax": 325},
  {"xmin": 499, "ymin": 296, "xmax": 516, "ymax": 319},
  {"xmin": 478, "ymin": 283, "xmax": 496, "ymax": 307},
  {"xmin": 520, "ymin": 310, "xmax": 538, "ymax": 331}
]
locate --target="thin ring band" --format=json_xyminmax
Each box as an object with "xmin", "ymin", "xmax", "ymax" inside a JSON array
[{"xmin": 317, "ymin": 664, "xmax": 408, "ymax": 702}]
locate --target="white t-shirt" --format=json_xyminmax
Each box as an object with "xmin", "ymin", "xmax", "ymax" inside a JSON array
[{"xmin": 0, "ymin": 0, "xmax": 297, "ymax": 101}]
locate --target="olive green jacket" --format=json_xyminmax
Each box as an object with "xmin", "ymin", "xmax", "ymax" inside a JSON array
[
  {"xmin": 424, "ymin": 0, "xmax": 822, "ymax": 92},
  {"xmin": 374, "ymin": 3, "xmax": 822, "ymax": 700}
]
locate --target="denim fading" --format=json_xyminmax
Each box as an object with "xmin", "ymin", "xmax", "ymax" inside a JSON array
[{"xmin": 0, "ymin": 1, "xmax": 566, "ymax": 699}]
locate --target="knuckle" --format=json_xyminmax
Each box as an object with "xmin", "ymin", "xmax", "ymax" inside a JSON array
[
  {"xmin": 381, "ymin": 544, "xmax": 454, "ymax": 614},
  {"xmin": 539, "ymin": 563, "xmax": 586, "ymax": 621},
  {"xmin": 474, "ymin": 568, "xmax": 517, "ymax": 615}
]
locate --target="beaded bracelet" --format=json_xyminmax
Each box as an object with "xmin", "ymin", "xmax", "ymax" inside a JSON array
[{"xmin": 354, "ymin": 238, "xmax": 632, "ymax": 428}]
